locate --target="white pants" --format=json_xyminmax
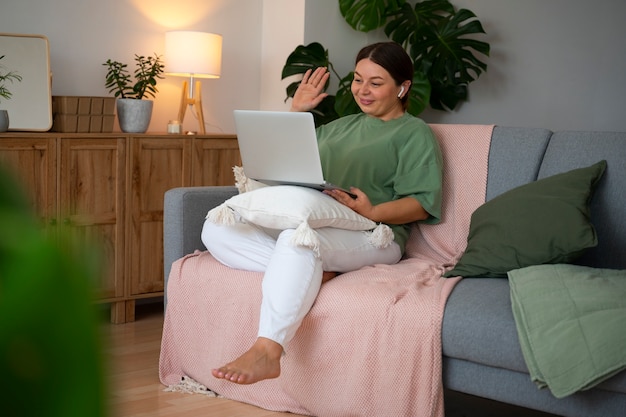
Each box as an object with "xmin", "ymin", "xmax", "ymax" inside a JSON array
[{"xmin": 201, "ymin": 219, "xmax": 401, "ymax": 348}]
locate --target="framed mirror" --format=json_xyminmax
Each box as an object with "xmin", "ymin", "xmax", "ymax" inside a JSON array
[{"xmin": 0, "ymin": 33, "xmax": 52, "ymax": 131}]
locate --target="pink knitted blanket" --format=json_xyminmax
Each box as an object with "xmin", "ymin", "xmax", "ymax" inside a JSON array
[{"xmin": 159, "ymin": 124, "xmax": 493, "ymax": 416}]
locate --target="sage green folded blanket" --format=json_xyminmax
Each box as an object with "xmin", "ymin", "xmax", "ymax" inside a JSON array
[{"xmin": 509, "ymin": 263, "xmax": 626, "ymax": 398}]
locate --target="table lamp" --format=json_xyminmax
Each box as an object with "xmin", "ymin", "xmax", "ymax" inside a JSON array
[{"xmin": 165, "ymin": 31, "xmax": 222, "ymax": 134}]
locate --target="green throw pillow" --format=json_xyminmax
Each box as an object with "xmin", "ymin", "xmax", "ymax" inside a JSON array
[{"xmin": 444, "ymin": 160, "xmax": 607, "ymax": 278}]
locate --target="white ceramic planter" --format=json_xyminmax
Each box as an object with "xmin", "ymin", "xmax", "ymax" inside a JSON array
[{"xmin": 117, "ymin": 99, "xmax": 153, "ymax": 133}]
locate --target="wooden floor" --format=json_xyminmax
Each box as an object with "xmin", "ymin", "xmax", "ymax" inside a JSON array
[
  {"xmin": 102, "ymin": 302, "xmax": 302, "ymax": 417},
  {"xmin": 103, "ymin": 302, "xmax": 559, "ymax": 417}
]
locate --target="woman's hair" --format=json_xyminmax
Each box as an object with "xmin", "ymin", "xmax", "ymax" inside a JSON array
[{"xmin": 355, "ymin": 42, "xmax": 413, "ymax": 109}]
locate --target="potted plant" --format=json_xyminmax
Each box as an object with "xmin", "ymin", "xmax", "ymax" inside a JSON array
[
  {"xmin": 282, "ymin": 0, "xmax": 490, "ymax": 126},
  {"xmin": 0, "ymin": 55, "xmax": 23, "ymax": 132},
  {"xmin": 103, "ymin": 53, "xmax": 164, "ymax": 133}
]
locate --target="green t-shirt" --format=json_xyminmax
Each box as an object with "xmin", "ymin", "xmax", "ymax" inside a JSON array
[{"xmin": 316, "ymin": 112, "xmax": 443, "ymax": 253}]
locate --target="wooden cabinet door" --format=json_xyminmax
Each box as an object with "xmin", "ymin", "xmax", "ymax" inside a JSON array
[
  {"xmin": 58, "ymin": 138, "xmax": 126, "ymax": 302},
  {"xmin": 0, "ymin": 137, "xmax": 56, "ymax": 230},
  {"xmin": 128, "ymin": 136, "xmax": 192, "ymax": 297},
  {"xmin": 191, "ymin": 135, "xmax": 240, "ymax": 186}
]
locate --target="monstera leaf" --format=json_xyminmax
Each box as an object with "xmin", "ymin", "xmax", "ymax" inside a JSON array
[
  {"xmin": 384, "ymin": 2, "xmax": 489, "ymax": 110},
  {"xmin": 311, "ymin": 95, "xmax": 340, "ymax": 126},
  {"xmin": 407, "ymin": 70, "xmax": 431, "ymax": 116},
  {"xmin": 281, "ymin": 42, "xmax": 330, "ymax": 92},
  {"xmin": 384, "ymin": 0, "xmax": 453, "ymax": 50},
  {"xmin": 339, "ymin": 0, "xmax": 405, "ymax": 32}
]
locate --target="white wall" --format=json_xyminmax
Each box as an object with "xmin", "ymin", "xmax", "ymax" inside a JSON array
[
  {"xmin": 260, "ymin": 0, "xmax": 305, "ymax": 111},
  {"xmin": 1, "ymin": 0, "xmax": 625, "ymax": 133}
]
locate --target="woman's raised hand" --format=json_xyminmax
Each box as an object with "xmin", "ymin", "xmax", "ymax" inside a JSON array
[{"xmin": 290, "ymin": 67, "xmax": 330, "ymax": 112}]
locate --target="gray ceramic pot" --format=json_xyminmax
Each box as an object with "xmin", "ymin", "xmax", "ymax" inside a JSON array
[{"xmin": 117, "ymin": 99, "xmax": 153, "ymax": 133}]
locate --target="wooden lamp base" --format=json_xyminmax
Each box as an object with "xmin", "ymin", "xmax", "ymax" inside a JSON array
[{"xmin": 177, "ymin": 79, "xmax": 206, "ymax": 134}]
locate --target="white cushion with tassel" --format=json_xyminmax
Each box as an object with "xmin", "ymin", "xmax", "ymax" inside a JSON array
[{"xmin": 206, "ymin": 185, "xmax": 393, "ymax": 256}]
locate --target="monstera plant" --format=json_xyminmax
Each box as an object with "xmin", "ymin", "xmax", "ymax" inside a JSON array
[{"xmin": 281, "ymin": 0, "xmax": 490, "ymax": 125}]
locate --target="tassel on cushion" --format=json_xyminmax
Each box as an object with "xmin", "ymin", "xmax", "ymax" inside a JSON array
[
  {"xmin": 232, "ymin": 165, "xmax": 268, "ymax": 193},
  {"xmin": 367, "ymin": 224, "xmax": 394, "ymax": 248},
  {"xmin": 290, "ymin": 222, "xmax": 391, "ymax": 256},
  {"xmin": 290, "ymin": 222, "xmax": 321, "ymax": 257},
  {"xmin": 206, "ymin": 204, "xmax": 237, "ymax": 225},
  {"xmin": 233, "ymin": 166, "xmax": 248, "ymax": 193}
]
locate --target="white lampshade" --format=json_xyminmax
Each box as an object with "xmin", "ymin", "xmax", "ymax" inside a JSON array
[{"xmin": 165, "ymin": 31, "xmax": 222, "ymax": 78}]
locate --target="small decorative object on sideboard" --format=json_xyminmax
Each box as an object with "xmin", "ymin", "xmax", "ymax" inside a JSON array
[
  {"xmin": 167, "ymin": 119, "xmax": 182, "ymax": 134},
  {"xmin": 0, "ymin": 54, "xmax": 23, "ymax": 132},
  {"xmin": 103, "ymin": 54, "xmax": 164, "ymax": 133},
  {"xmin": 51, "ymin": 96, "xmax": 115, "ymax": 133}
]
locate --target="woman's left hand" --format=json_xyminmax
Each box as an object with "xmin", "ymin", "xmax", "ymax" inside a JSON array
[
  {"xmin": 324, "ymin": 187, "xmax": 374, "ymax": 218},
  {"xmin": 325, "ymin": 187, "xmax": 429, "ymax": 224}
]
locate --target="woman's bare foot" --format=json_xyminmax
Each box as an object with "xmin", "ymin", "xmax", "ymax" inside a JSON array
[{"xmin": 211, "ymin": 337, "xmax": 283, "ymax": 384}]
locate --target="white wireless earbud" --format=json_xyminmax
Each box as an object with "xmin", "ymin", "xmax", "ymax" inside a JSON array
[{"xmin": 398, "ymin": 86, "xmax": 405, "ymax": 98}]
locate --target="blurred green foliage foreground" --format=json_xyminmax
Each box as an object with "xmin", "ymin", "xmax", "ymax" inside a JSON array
[{"xmin": 0, "ymin": 167, "xmax": 106, "ymax": 417}]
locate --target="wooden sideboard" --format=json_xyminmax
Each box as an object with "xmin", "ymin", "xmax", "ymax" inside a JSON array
[{"xmin": 0, "ymin": 132, "xmax": 240, "ymax": 323}]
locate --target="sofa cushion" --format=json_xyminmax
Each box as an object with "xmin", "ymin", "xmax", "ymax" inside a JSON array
[
  {"xmin": 445, "ymin": 160, "xmax": 606, "ymax": 278},
  {"xmin": 442, "ymin": 278, "xmax": 529, "ymax": 373},
  {"xmin": 539, "ymin": 131, "xmax": 626, "ymax": 270},
  {"xmin": 485, "ymin": 126, "xmax": 552, "ymax": 201}
]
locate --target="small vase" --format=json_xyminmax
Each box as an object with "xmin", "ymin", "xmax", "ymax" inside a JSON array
[
  {"xmin": 117, "ymin": 99, "xmax": 153, "ymax": 133},
  {"xmin": 0, "ymin": 110, "xmax": 9, "ymax": 132}
]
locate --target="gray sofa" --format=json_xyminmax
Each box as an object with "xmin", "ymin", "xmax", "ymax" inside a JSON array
[{"xmin": 163, "ymin": 126, "xmax": 626, "ymax": 417}]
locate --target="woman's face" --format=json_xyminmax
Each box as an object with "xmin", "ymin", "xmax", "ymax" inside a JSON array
[{"xmin": 351, "ymin": 58, "xmax": 407, "ymax": 121}]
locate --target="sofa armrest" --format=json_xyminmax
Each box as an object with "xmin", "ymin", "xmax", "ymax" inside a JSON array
[{"xmin": 163, "ymin": 186, "xmax": 238, "ymax": 301}]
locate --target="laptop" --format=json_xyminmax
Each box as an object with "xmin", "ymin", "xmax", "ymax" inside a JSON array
[{"xmin": 233, "ymin": 110, "xmax": 355, "ymax": 197}]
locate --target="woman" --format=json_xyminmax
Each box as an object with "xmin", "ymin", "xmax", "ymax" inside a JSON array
[{"xmin": 202, "ymin": 42, "xmax": 443, "ymax": 384}]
